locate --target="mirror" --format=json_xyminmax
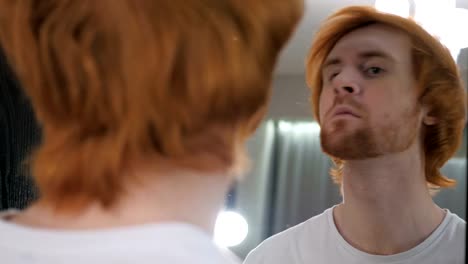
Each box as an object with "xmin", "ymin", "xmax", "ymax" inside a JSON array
[{"xmin": 223, "ymin": 0, "xmax": 468, "ymax": 260}]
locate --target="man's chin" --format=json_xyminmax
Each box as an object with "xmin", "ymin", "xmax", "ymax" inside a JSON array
[
  {"xmin": 320, "ymin": 131, "xmax": 380, "ymax": 160},
  {"xmin": 322, "ymin": 145, "xmax": 381, "ymax": 160}
]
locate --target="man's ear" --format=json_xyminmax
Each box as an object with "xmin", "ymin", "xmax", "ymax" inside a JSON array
[
  {"xmin": 423, "ymin": 115, "xmax": 438, "ymax": 125},
  {"xmin": 421, "ymin": 104, "xmax": 438, "ymax": 125}
]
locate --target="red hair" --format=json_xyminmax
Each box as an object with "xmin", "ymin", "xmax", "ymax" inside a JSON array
[
  {"xmin": 0, "ymin": 0, "xmax": 303, "ymax": 209},
  {"xmin": 306, "ymin": 6, "xmax": 466, "ymax": 189}
]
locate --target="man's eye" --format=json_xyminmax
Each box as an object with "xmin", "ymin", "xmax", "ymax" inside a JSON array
[
  {"xmin": 329, "ymin": 72, "xmax": 339, "ymax": 81},
  {"xmin": 365, "ymin": 67, "xmax": 384, "ymax": 76}
]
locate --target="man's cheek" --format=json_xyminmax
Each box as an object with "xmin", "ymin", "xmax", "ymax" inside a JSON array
[{"xmin": 318, "ymin": 97, "xmax": 332, "ymax": 122}]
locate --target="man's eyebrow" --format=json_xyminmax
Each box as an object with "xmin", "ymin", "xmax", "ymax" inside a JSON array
[
  {"xmin": 322, "ymin": 58, "xmax": 341, "ymax": 71},
  {"xmin": 358, "ymin": 50, "xmax": 396, "ymax": 62},
  {"xmin": 322, "ymin": 50, "xmax": 396, "ymax": 71}
]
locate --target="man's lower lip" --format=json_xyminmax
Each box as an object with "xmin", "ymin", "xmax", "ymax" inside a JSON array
[
  {"xmin": 335, "ymin": 113, "xmax": 357, "ymax": 117},
  {"xmin": 331, "ymin": 113, "xmax": 360, "ymax": 120}
]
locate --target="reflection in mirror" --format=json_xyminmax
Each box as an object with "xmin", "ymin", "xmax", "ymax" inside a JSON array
[{"xmin": 223, "ymin": 2, "xmax": 468, "ymax": 262}]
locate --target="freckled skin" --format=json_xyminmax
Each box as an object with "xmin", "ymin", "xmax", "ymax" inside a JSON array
[{"xmin": 319, "ymin": 24, "xmax": 424, "ymax": 160}]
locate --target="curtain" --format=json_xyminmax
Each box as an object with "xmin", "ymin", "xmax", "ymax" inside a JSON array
[
  {"xmin": 233, "ymin": 121, "xmax": 277, "ymax": 258},
  {"xmin": 270, "ymin": 121, "xmax": 341, "ymax": 234}
]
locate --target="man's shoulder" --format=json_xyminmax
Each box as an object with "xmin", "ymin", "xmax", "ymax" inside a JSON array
[
  {"xmin": 265, "ymin": 209, "xmax": 331, "ymax": 245},
  {"xmin": 442, "ymin": 211, "xmax": 466, "ymax": 243},
  {"xmin": 244, "ymin": 208, "xmax": 332, "ymax": 264},
  {"xmin": 0, "ymin": 219, "xmax": 241, "ymax": 264},
  {"xmin": 448, "ymin": 211, "xmax": 466, "ymax": 226}
]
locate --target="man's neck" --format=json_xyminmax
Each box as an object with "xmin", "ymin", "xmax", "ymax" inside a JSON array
[
  {"xmin": 14, "ymin": 170, "xmax": 232, "ymax": 235},
  {"xmin": 334, "ymin": 144, "xmax": 445, "ymax": 255}
]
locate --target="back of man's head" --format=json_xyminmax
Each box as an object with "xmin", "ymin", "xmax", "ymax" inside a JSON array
[{"xmin": 0, "ymin": 0, "xmax": 303, "ymax": 210}]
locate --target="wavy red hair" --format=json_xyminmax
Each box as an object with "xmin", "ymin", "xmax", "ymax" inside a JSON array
[{"xmin": 0, "ymin": 0, "xmax": 303, "ymax": 209}]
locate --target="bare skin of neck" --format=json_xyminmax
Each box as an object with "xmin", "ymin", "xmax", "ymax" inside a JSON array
[
  {"xmin": 333, "ymin": 142, "xmax": 445, "ymax": 255},
  {"xmin": 12, "ymin": 170, "xmax": 232, "ymax": 235}
]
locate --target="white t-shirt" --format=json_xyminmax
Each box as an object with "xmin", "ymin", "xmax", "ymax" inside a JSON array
[
  {"xmin": 0, "ymin": 211, "xmax": 240, "ymax": 264},
  {"xmin": 244, "ymin": 207, "xmax": 465, "ymax": 264}
]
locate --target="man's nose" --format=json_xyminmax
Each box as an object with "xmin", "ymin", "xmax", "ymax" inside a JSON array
[{"xmin": 333, "ymin": 71, "xmax": 361, "ymax": 96}]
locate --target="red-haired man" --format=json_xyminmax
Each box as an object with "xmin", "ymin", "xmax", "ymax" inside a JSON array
[{"xmin": 245, "ymin": 6, "xmax": 466, "ymax": 264}]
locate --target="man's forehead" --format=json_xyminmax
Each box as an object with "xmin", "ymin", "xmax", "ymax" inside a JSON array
[{"xmin": 325, "ymin": 24, "xmax": 411, "ymax": 63}]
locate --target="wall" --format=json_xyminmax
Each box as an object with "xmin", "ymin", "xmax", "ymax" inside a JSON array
[{"xmin": 266, "ymin": 75, "xmax": 312, "ymax": 120}]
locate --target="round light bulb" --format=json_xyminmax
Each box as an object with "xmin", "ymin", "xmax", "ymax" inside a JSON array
[{"xmin": 214, "ymin": 211, "xmax": 249, "ymax": 247}]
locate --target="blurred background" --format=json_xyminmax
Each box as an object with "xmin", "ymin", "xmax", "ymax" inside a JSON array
[{"xmin": 213, "ymin": 0, "xmax": 468, "ymax": 259}]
